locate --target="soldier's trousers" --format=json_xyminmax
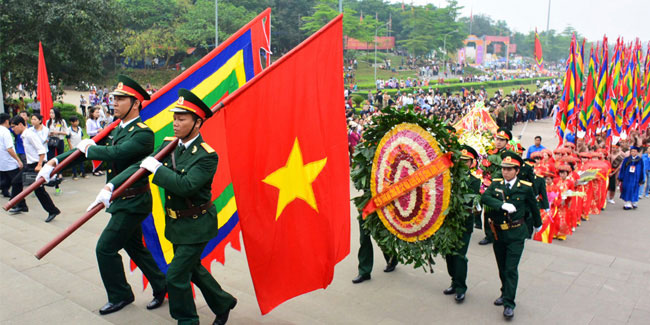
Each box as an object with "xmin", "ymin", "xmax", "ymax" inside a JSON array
[
  {"xmin": 445, "ymin": 231, "xmax": 472, "ymax": 294},
  {"xmin": 96, "ymin": 211, "xmax": 166, "ymax": 303},
  {"xmin": 167, "ymin": 242, "xmax": 235, "ymax": 325},
  {"xmin": 492, "ymin": 232, "xmax": 525, "ymax": 309},
  {"xmin": 357, "ymin": 218, "xmax": 396, "ymax": 276}
]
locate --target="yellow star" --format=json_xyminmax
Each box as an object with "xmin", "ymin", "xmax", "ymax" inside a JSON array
[{"xmin": 262, "ymin": 138, "xmax": 327, "ymax": 220}]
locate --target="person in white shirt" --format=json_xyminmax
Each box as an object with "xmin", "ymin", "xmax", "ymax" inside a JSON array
[
  {"xmin": 66, "ymin": 116, "xmax": 86, "ymax": 179},
  {"xmin": 29, "ymin": 113, "xmax": 49, "ymax": 153},
  {"xmin": 0, "ymin": 113, "xmax": 23, "ymax": 198},
  {"xmin": 8, "ymin": 116, "xmax": 60, "ymax": 222}
]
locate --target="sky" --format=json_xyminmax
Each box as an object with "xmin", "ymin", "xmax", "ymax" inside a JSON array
[{"xmin": 388, "ymin": 0, "xmax": 649, "ymax": 43}]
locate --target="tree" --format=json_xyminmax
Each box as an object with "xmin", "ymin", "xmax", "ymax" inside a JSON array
[
  {"xmin": 301, "ymin": 0, "xmax": 382, "ymax": 44},
  {"xmin": 0, "ymin": 0, "xmax": 122, "ymax": 95}
]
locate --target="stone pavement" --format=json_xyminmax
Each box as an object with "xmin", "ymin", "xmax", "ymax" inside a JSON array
[{"xmin": 1, "ymin": 118, "xmax": 649, "ymax": 324}]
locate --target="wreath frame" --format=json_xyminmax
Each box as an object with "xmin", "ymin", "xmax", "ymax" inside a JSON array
[{"xmin": 351, "ymin": 108, "xmax": 477, "ymax": 273}]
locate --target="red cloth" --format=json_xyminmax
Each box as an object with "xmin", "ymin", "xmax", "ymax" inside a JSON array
[{"xmin": 222, "ymin": 16, "xmax": 349, "ymax": 314}]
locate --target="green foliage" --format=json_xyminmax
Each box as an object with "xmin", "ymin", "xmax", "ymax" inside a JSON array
[
  {"xmin": 301, "ymin": 0, "xmax": 383, "ymax": 44},
  {"xmin": 351, "ymin": 107, "xmax": 472, "ymax": 272},
  {"xmin": 396, "ymin": 1, "xmax": 466, "ymax": 57},
  {"xmin": 351, "ymin": 77, "xmax": 552, "ymax": 94},
  {"xmin": 352, "ymin": 95, "xmax": 364, "ymax": 107},
  {"xmin": 0, "ymin": 0, "xmax": 122, "ymax": 94}
]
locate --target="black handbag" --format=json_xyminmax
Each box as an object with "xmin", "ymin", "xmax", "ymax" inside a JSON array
[{"xmin": 47, "ymin": 136, "xmax": 61, "ymax": 147}]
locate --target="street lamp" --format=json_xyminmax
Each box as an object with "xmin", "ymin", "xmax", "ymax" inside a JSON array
[
  {"xmin": 442, "ymin": 31, "xmax": 457, "ymax": 60},
  {"xmin": 374, "ymin": 22, "xmax": 391, "ymax": 89}
]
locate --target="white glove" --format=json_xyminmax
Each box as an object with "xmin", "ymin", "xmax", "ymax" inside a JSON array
[
  {"xmin": 77, "ymin": 139, "xmax": 96, "ymax": 157},
  {"xmin": 545, "ymin": 208, "xmax": 550, "ymax": 213},
  {"xmin": 534, "ymin": 226, "xmax": 543, "ymax": 234},
  {"xmin": 36, "ymin": 164, "xmax": 55, "ymax": 183},
  {"xmin": 140, "ymin": 157, "xmax": 162, "ymax": 174},
  {"xmin": 87, "ymin": 183, "xmax": 114, "ymax": 211},
  {"xmin": 501, "ymin": 203, "xmax": 517, "ymax": 213}
]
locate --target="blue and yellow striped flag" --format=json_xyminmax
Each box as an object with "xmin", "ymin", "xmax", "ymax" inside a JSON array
[{"xmin": 130, "ymin": 9, "xmax": 271, "ymax": 280}]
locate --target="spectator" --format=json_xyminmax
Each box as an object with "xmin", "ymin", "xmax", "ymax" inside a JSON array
[
  {"xmin": 29, "ymin": 113, "xmax": 49, "ymax": 152},
  {"xmin": 8, "ymin": 116, "xmax": 61, "ymax": 222},
  {"xmin": 526, "ymin": 136, "xmax": 546, "ymax": 159},
  {"xmin": 0, "ymin": 113, "xmax": 23, "ymax": 198},
  {"xmin": 66, "ymin": 116, "xmax": 86, "ymax": 179}
]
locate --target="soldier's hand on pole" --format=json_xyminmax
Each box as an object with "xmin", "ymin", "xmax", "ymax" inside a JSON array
[
  {"xmin": 77, "ymin": 139, "xmax": 96, "ymax": 157},
  {"xmin": 36, "ymin": 164, "xmax": 55, "ymax": 183},
  {"xmin": 87, "ymin": 184, "xmax": 113, "ymax": 211},
  {"xmin": 140, "ymin": 157, "xmax": 162, "ymax": 174}
]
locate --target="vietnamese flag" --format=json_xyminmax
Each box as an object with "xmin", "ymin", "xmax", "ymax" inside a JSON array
[
  {"xmin": 37, "ymin": 41, "xmax": 53, "ymax": 123},
  {"xmin": 222, "ymin": 15, "xmax": 349, "ymax": 314}
]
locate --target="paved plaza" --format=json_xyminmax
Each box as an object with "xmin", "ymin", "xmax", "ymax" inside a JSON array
[{"xmin": 1, "ymin": 118, "xmax": 649, "ymax": 324}]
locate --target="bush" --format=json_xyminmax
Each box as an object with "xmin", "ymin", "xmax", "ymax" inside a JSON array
[
  {"xmin": 352, "ymin": 95, "xmax": 365, "ymax": 107},
  {"xmin": 350, "ymin": 77, "xmax": 553, "ymax": 97}
]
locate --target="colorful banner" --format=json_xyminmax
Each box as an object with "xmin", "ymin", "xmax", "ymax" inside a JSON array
[{"xmin": 131, "ymin": 9, "xmax": 271, "ymax": 281}]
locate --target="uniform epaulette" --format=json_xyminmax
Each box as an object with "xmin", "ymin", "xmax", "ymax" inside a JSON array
[
  {"xmin": 200, "ymin": 142, "xmax": 215, "ymax": 154},
  {"xmin": 519, "ymin": 180, "xmax": 532, "ymax": 186},
  {"xmin": 471, "ymin": 173, "xmax": 481, "ymax": 179},
  {"xmin": 163, "ymin": 136, "xmax": 176, "ymax": 141},
  {"xmin": 493, "ymin": 178, "xmax": 503, "ymax": 182},
  {"xmin": 137, "ymin": 122, "xmax": 149, "ymax": 129}
]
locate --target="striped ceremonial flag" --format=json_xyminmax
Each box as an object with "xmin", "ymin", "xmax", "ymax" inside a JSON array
[
  {"xmin": 641, "ymin": 42, "xmax": 650, "ymax": 130},
  {"xmin": 607, "ymin": 40, "xmax": 623, "ymax": 139},
  {"xmin": 594, "ymin": 37, "xmax": 609, "ymax": 134},
  {"xmin": 579, "ymin": 46, "xmax": 596, "ymax": 140},
  {"xmin": 130, "ymin": 9, "xmax": 272, "ymax": 282}
]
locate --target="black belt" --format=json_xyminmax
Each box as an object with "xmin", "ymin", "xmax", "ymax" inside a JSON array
[
  {"xmin": 115, "ymin": 184, "xmax": 150, "ymax": 200},
  {"xmin": 166, "ymin": 201, "xmax": 212, "ymax": 219},
  {"xmin": 498, "ymin": 218, "xmax": 525, "ymax": 231}
]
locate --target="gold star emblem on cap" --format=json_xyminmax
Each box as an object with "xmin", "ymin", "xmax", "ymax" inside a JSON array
[
  {"xmin": 262, "ymin": 138, "xmax": 327, "ymax": 220},
  {"xmin": 177, "ymin": 96, "xmax": 185, "ymax": 105}
]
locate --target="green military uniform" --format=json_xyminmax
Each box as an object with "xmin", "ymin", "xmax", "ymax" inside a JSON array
[
  {"xmin": 480, "ymin": 128, "xmax": 517, "ymax": 245},
  {"xmin": 520, "ymin": 160, "xmax": 549, "ymax": 237},
  {"xmin": 55, "ymin": 76, "xmax": 166, "ymax": 305},
  {"xmin": 356, "ymin": 217, "xmax": 396, "ymax": 277},
  {"xmin": 481, "ymin": 152, "xmax": 542, "ymax": 312},
  {"xmin": 110, "ymin": 89, "xmax": 235, "ymax": 325},
  {"xmin": 445, "ymin": 145, "xmax": 481, "ymax": 297}
]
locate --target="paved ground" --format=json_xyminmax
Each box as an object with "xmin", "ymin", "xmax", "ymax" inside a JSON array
[{"xmin": 1, "ymin": 117, "xmax": 649, "ymax": 324}]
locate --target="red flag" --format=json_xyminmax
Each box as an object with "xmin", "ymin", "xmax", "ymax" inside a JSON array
[
  {"xmin": 222, "ymin": 15, "xmax": 349, "ymax": 314},
  {"xmin": 534, "ymin": 28, "xmax": 543, "ymax": 70},
  {"xmin": 37, "ymin": 41, "xmax": 52, "ymax": 123}
]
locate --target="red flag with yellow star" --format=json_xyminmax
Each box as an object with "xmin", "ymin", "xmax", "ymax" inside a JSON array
[{"xmin": 222, "ymin": 15, "xmax": 349, "ymax": 314}]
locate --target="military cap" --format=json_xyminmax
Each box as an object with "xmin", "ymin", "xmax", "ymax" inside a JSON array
[
  {"xmin": 110, "ymin": 75, "xmax": 150, "ymax": 102},
  {"xmin": 170, "ymin": 88, "xmax": 213, "ymax": 120},
  {"xmin": 500, "ymin": 151, "xmax": 523, "ymax": 168},
  {"xmin": 460, "ymin": 145, "xmax": 479, "ymax": 161},
  {"xmin": 495, "ymin": 127, "xmax": 512, "ymax": 141}
]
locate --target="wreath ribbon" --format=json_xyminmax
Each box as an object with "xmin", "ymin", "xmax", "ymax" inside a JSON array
[{"xmin": 362, "ymin": 153, "xmax": 452, "ymax": 219}]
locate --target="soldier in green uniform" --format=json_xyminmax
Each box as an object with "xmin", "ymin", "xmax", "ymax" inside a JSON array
[
  {"xmin": 478, "ymin": 127, "xmax": 512, "ymax": 245},
  {"xmin": 481, "ymin": 152, "xmax": 542, "ymax": 319},
  {"xmin": 352, "ymin": 218, "xmax": 398, "ymax": 284},
  {"xmin": 443, "ymin": 145, "xmax": 481, "ymax": 302},
  {"xmin": 521, "ymin": 158, "xmax": 549, "ymax": 237},
  {"xmin": 97, "ymin": 89, "xmax": 236, "ymax": 325},
  {"xmin": 38, "ymin": 75, "xmax": 167, "ymax": 314}
]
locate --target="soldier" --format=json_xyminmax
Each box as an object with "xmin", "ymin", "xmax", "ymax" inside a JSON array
[
  {"xmin": 351, "ymin": 219, "xmax": 398, "ymax": 284},
  {"xmin": 37, "ymin": 75, "xmax": 167, "ymax": 314},
  {"xmin": 443, "ymin": 145, "xmax": 481, "ymax": 302},
  {"xmin": 94, "ymin": 89, "xmax": 237, "ymax": 325},
  {"xmin": 479, "ymin": 127, "xmax": 512, "ymax": 245},
  {"xmin": 481, "ymin": 152, "xmax": 542, "ymax": 319},
  {"xmin": 521, "ymin": 158, "xmax": 549, "ymax": 238}
]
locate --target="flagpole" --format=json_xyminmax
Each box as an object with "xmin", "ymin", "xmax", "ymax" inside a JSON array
[
  {"xmin": 215, "ymin": 0, "xmax": 219, "ymax": 47},
  {"xmin": 0, "ymin": 66, "xmax": 4, "ymax": 114},
  {"xmin": 545, "ymin": 0, "xmax": 551, "ymax": 47}
]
